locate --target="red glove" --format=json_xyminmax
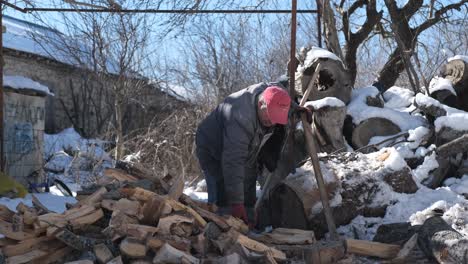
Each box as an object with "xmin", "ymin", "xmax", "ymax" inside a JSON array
[{"xmin": 231, "ymin": 204, "xmax": 248, "ymax": 224}]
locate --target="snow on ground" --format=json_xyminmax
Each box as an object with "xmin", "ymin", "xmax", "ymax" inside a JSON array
[
  {"xmin": 0, "ymin": 193, "xmax": 76, "ymax": 213},
  {"xmin": 44, "ymin": 127, "xmax": 113, "ymax": 188},
  {"xmin": 4, "ymin": 75, "xmax": 54, "ymax": 96}
]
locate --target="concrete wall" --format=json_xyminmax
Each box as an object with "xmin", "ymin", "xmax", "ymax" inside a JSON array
[
  {"xmin": 3, "ymin": 90, "xmax": 45, "ymax": 185},
  {"xmin": 3, "ymin": 49, "xmax": 187, "ymax": 137}
]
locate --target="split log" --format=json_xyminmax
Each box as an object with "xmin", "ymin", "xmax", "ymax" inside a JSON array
[
  {"xmin": 157, "ymin": 214, "xmax": 194, "ymax": 237},
  {"xmin": 152, "ymin": 243, "xmax": 199, "ymax": 264},
  {"xmin": 418, "ymin": 216, "xmax": 468, "ymax": 263},
  {"xmin": 147, "ymin": 235, "xmax": 191, "ymax": 252},
  {"xmin": 64, "ymin": 261, "xmax": 94, "ymax": 264},
  {"xmin": 346, "ymin": 239, "xmax": 400, "ymax": 259},
  {"xmin": 104, "ymin": 168, "xmax": 139, "ymax": 182},
  {"xmin": 5, "ymin": 249, "xmax": 48, "ymax": 264},
  {"xmin": 119, "ymin": 238, "xmax": 147, "ymax": 258},
  {"xmin": 115, "ymin": 160, "xmax": 170, "ymax": 192},
  {"xmin": 76, "ymin": 187, "xmax": 107, "ymax": 207},
  {"xmin": 3, "ymin": 236, "xmax": 51, "ymax": 257},
  {"xmin": 31, "ymin": 246, "xmax": 73, "ymax": 264},
  {"xmin": 120, "ymin": 187, "xmax": 180, "ymax": 221},
  {"xmin": 0, "ymin": 219, "xmax": 36, "ymax": 240},
  {"xmin": 69, "ymin": 209, "xmax": 104, "ymax": 227},
  {"xmin": 218, "ymin": 229, "xmax": 287, "ymax": 261},
  {"xmin": 253, "ymin": 228, "xmax": 315, "ymax": 245},
  {"xmin": 101, "ymin": 198, "xmax": 140, "ymax": 216},
  {"xmin": 16, "ymin": 202, "xmax": 37, "ymax": 225},
  {"xmin": 106, "ymin": 256, "xmax": 123, "ymax": 264},
  {"xmin": 140, "ymin": 195, "xmax": 166, "ymax": 225},
  {"xmin": 93, "ymin": 243, "xmax": 114, "ymax": 263},
  {"xmin": 0, "ymin": 205, "xmax": 15, "ymax": 221},
  {"xmin": 120, "ymin": 224, "xmax": 158, "ymax": 241},
  {"xmin": 276, "ymin": 240, "xmax": 345, "ymax": 264},
  {"xmin": 54, "ymin": 229, "xmax": 100, "ymax": 251}
]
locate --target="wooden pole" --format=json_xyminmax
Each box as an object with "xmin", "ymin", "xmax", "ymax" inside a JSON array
[
  {"xmin": 0, "ymin": 2, "xmax": 4, "ymax": 172},
  {"xmin": 316, "ymin": 0, "xmax": 322, "ymax": 47},
  {"xmin": 301, "ymin": 113, "xmax": 338, "ymax": 240},
  {"xmin": 288, "ymin": 0, "xmax": 297, "ymax": 96},
  {"xmin": 299, "ymin": 65, "xmax": 338, "ymax": 241}
]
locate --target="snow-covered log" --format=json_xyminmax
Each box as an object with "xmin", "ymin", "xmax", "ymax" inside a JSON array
[
  {"xmin": 263, "ymin": 150, "xmax": 418, "ymax": 237},
  {"xmin": 418, "ymin": 216, "xmax": 468, "ymax": 263}
]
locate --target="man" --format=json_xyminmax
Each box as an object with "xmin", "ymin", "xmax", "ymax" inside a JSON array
[{"xmin": 195, "ymin": 82, "xmax": 292, "ymax": 226}]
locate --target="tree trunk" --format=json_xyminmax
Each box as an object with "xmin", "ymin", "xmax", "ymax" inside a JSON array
[{"xmin": 115, "ymin": 100, "xmax": 124, "ymax": 160}]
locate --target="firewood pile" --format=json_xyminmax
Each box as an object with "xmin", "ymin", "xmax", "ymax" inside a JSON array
[
  {"xmin": 0, "ymin": 161, "xmax": 417, "ymax": 264},
  {"xmin": 0, "ymin": 163, "xmax": 317, "ymax": 264}
]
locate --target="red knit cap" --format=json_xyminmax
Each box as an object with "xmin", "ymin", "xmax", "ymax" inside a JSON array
[{"xmin": 263, "ymin": 86, "xmax": 291, "ymax": 125}]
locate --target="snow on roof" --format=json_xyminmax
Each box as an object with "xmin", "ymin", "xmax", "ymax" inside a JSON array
[
  {"xmin": 428, "ymin": 76, "xmax": 456, "ymax": 95},
  {"xmin": 347, "ymin": 86, "xmax": 426, "ymax": 131},
  {"xmin": 3, "ymin": 15, "xmax": 119, "ymax": 74},
  {"xmin": 448, "ymin": 55, "xmax": 468, "ymax": 63},
  {"xmin": 150, "ymin": 80, "xmax": 194, "ymax": 102},
  {"xmin": 4, "ymin": 75, "xmax": 54, "ymax": 96}
]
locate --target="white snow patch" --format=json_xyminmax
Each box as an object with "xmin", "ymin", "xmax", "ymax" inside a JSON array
[
  {"xmin": 4, "ymin": 75, "xmax": 53, "ymax": 96},
  {"xmin": 348, "ymin": 86, "xmax": 426, "ymax": 131},
  {"xmin": 0, "ymin": 193, "xmax": 76, "ymax": 213},
  {"xmin": 304, "ymin": 97, "xmax": 345, "ymax": 110},
  {"xmin": 383, "ymin": 86, "xmax": 414, "ymax": 109},
  {"xmin": 428, "ymin": 76, "xmax": 456, "ymax": 95},
  {"xmin": 435, "ymin": 113, "xmax": 468, "ymax": 132},
  {"xmin": 414, "ymin": 93, "xmax": 465, "ymax": 116},
  {"xmin": 448, "ymin": 55, "xmax": 468, "ymax": 64},
  {"xmin": 413, "ymin": 152, "xmax": 439, "ymax": 182},
  {"xmin": 445, "ymin": 175, "xmax": 468, "ymax": 196},
  {"xmin": 297, "ymin": 46, "xmax": 344, "ymax": 76}
]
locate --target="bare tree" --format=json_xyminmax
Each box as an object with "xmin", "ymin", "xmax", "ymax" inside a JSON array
[{"xmin": 320, "ymin": 0, "xmax": 467, "ymax": 91}]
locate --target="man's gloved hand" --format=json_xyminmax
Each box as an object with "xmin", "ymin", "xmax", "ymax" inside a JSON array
[
  {"xmin": 231, "ymin": 204, "xmax": 249, "ymax": 224},
  {"xmin": 294, "ymin": 104, "xmax": 314, "ymax": 123}
]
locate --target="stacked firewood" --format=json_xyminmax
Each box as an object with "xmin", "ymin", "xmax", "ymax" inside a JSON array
[
  {"xmin": 0, "ymin": 165, "xmax": 322, "ymax": 264},
  {"xmin": 0, "ymin": 163, "xmax": 410, "ymax": 264}
]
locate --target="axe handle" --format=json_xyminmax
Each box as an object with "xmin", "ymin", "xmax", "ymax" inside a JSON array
[
  {"xmin": 299, "ymin": 63, "xmax": 338, "ymax": 240},
  {"xmin": 301, "ymin": 112, "xmax": 339, "ymax": 240}
]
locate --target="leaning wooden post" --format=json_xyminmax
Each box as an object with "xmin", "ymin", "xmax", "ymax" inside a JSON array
[{"xmin": 300, "ymin": 64, "xmax": 339, "ymax": 241}]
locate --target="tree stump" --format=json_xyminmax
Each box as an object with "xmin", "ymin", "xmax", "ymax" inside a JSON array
[{"xmin": 440, "ymin": 59, "xmax": 468, "ymax": 111}]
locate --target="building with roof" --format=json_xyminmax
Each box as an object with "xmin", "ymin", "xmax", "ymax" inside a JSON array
[{"xmin": 2, "ymin": 15, "xmax": 186, "ymax": 138}]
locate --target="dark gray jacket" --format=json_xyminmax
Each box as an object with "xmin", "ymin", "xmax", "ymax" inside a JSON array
[{"xmin": 196, "ymin": 82, "xmax": 284, "ymax": 204}]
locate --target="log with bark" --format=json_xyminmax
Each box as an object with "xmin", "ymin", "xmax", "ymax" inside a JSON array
[
  {"xmin": 261, "ymin": 150, "xmax": 418, "ymax": 237},
  {"xmin": 418, "ymin": 216, "xmax": 468, "ymax": 263}
]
